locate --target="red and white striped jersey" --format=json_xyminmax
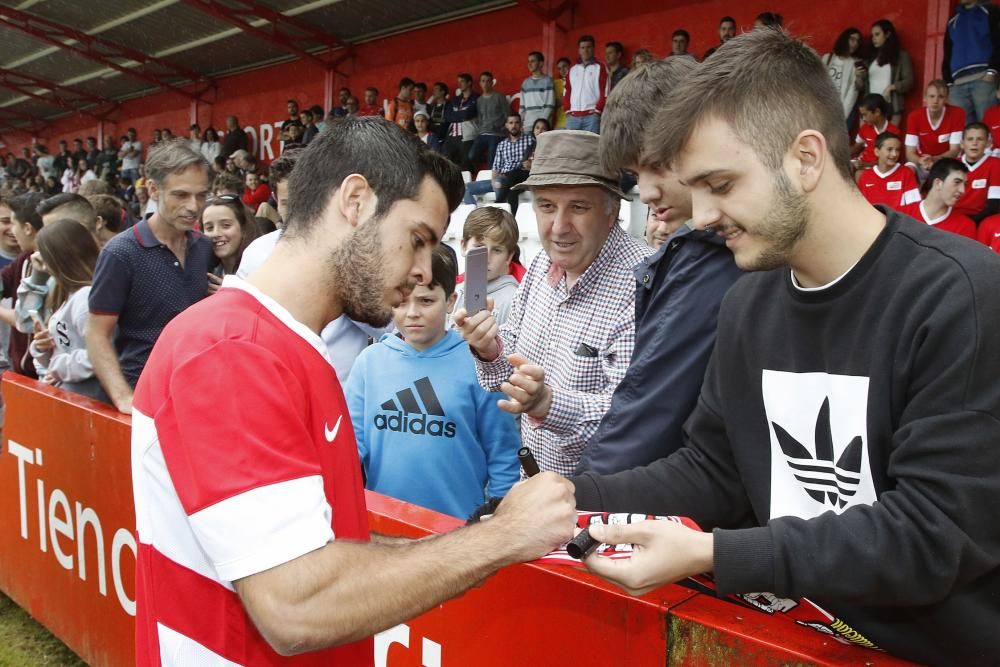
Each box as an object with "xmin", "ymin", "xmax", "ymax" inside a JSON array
[
  {"xmin": 954, "ymin": 154, "xmax": 1000, "ymax": 217},
  {"xmin": 900, "ymin": 201, "xmax": 977, "ymax": 240},
  {"xmin": 858, "ymin": 164, "xmax": 921, "ymax": 210},
  {"xmin": 132, "ymin": 276, "xmax": 372, "ymax": 666}
]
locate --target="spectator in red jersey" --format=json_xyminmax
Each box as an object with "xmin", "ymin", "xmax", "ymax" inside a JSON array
[
  {"xmin": 900, "ymin": 158, "xmax": 976, "ymax": 239},
  {"xmin": 358, "ymin": 87, "xmax": 382, "ymax": 117},
  {"xmin": 241, "ymin": 172, "xmax": 271, "ymax": 211},
  {"xmin": 857, "ymin": 132, "xmax": 921, "ymax": 210},
  {"xmin": 905, "ymin": 80, "xmax": 965, "ymax": 181},
  {"xmin": 851, "ymin": 94, "xmax": 899, "ymax": 170},
  {"xmin": 982, "ymin": 103, "xmax": 1000, "ymax": 157},
  {"xmin": 976, "ymin": 211, "xmax": 1000, "ymax": 251},
  {"xmin": 865, "ymin": 19, "xmax": 914, "ymax": 127},
  {"xmin": 955, "ymin": 122, "xmax": 1000, "ymax": 221}
]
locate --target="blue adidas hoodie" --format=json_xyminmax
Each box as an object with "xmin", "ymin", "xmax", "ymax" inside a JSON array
[{"xmin": 345, "ymin": 328, "xmax": 520, "ymax": 518}]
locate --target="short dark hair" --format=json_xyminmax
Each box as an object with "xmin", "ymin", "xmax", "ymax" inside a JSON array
[
  {"xmin": 10, "ymin": 192, "xmax": 44, "ymax": 230},
  {"xmin": 299, "ymin": 108, "xmax": 313, "ymax": 119},
  {"xmin": 213, "ymin": 172, "xmax": 245, "ymax": 196},
  {"xmin": 755, "ymin": 12, "xmax": 783, "ymax": 28},
  {"xmin": 433, "ymin": 81, "xmax": 448, "ymax": 93},
  {"xmin": 458, "ymin": 73, "xmax": 473, "ymax": 84},
  {"xmin": 365, "ymin": 86, "xmax": 378, "ymax": 94},
  {"xmin": 428, "ymin": 245, "xmax": 457, "ymax": 297},
  {"xmin": 285, "ymin": 117, "xmax": 464, "ymax": 238},
  {"xmin": 557, "ymin": 57, "xmax": 571, "ymax": 67},
  {"xmin": 672, "ymin": 29, "xmax": 690, "ymax": 42},
  {"xmin": 86, "ymin": 194, "xmax": 125, "ymax": 233},
  {"xmin": 309, "ymin": 105, "xmax": 324, "ymax": 117},
  {"xmin": 37, "ymin": 192, "xmax": 96, "ymax": 230},
  {"xmin": 339, "ymin": 87, "xmax": 351, "ymax": 95},
  {"xmin": 605, "ymin": 41, "xmax": 623, "ymax": 54},
  {"xmin": 874, "ymin": 131, "xmax": 902, "ymax": 149},
  {"xmin": 601, "ymin": 58, "xmax": 698, "ymax": 172},
  {"xmin": 528, "ymin": 51, "xmax": 544, "ymax": 61},
  {"xmin": 859, "ymin": 93, "xmax": 890, "ymax": 116},
  {"xmin": 927, "ymin": 157, "xmax": 968, "ymax": 193},
  {"xmin": 399, "ymin": 77, "xmax": 415, "ymax": 89},
  {"xmin": 578, "ymin": 34, "xmax": 595, "ymax": 46},
  {"xmin": 287, "ymin": 99, "xmax": 298, "ymax": 105},
  {"xmin": 414, "ymin": 82, "xmax": 427, "ymax": 91},
  {"xmin": 720, "ymin": 16, "xmax": 736, "ymax": 26},
  {"xmin": 645, "ymin": 30, "xmax": 854, "ymax": 183},
  {"xmin": 964, "ymin": 121, "xmax": 991, "ymax": 138},
  {"xmin": 480, "ymin": 71, "xmax": 493, "ymax": 81},
  {"xmin": 269, "ymin": 147, "xmax": 302, "ymax": 187}
]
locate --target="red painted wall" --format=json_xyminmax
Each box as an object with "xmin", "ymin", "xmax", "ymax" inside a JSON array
[{"xmin": 5, "ymin": 0, "xmax": 936, "ymax": 158}]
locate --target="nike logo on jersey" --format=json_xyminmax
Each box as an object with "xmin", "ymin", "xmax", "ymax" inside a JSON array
[
  {"xmin": 863, "ymin": 183, "xmax": 874, "ymax": 187},
  {"xmin": 993, "ymin": 232, "xmax": 1000, "ymax": 237},
  {"xmin": 325, "ymin": 416, "xmax": 342, "ymax": 442}
]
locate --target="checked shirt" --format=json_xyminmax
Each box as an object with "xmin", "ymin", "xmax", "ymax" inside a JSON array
[
  {"xmin": 492, "ymin": 134, "xmax": 535, "ymax": 174},
  {"xmin": 475, "ymin": 224, "xmax": 651, "ymax": 475}
]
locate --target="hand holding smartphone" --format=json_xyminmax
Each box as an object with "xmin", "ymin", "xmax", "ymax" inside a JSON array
[{"xmin": 464, "ymin": 246, "xmax": 488, "ymax": 314}]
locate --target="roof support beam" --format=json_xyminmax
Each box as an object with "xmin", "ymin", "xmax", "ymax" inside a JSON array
[
  {"xmin": 179, "ymin": 0, "xmax": 350, "ymax": 71},
  {"xmin": 0, "ymin": 5, "xmax": 212, "ymax": 100},
  {"xmin": 0, "ymin": 68, "xmax": 116, "ymax": 118}
]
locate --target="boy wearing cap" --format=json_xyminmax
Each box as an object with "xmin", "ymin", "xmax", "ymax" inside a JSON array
[
  {"xmin": 455, "ymin": 129, "xmax": 650, "ymax": 476},
  {"xmin": 414, "ymin": 110, "xmax": 443, "ymax": 153}
]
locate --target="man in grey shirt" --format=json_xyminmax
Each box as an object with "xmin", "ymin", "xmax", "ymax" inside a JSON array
[{"xmin": 469, "ymin": 71, "xmax": 510, "ymax": 171}]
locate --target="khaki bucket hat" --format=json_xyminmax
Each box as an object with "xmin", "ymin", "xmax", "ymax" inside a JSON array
[{"xmin": 513, "ymin": 129, "xmax": 628, "ymax": 200}]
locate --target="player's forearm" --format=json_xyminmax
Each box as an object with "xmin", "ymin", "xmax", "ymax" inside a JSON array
[{"xmin": 237, "ymin": 520, "xmax": 518, "ymax": 655}]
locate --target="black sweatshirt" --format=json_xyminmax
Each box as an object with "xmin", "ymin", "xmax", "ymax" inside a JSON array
[{"xmin": 573, "ymin": 209, "xmax": 1000, "ymax": 665}]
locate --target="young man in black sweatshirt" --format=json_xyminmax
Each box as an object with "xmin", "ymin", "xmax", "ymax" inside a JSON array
[{"xmin": 572, "ymin": 29, "xmax": 1000, "ymax": 665}]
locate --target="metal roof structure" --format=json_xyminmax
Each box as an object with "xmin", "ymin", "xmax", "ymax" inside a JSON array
[{"xmin": 0, "ymin": 0, "xmax": 538, "ymax": 133}]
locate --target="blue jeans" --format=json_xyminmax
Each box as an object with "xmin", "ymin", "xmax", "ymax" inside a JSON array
[
  {"xmin": 566, "ymin": 113, "xmax": 601, "ymax": 134},
  {"xmin": 463, "ymin": 179, "xmax": 495, "ymax": 204},
  {"xmin": 950, "ymin": 77, "xmax": 997, "ymax": 123},
  {"xmin": 468, "ymin": 134, "xmax": 502, "ymax": 170}
]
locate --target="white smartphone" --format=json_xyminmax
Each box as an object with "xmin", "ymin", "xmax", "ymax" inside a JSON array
[{"xmin": 464, "ymin": 246, "xmax": 488, "ymax": 314}]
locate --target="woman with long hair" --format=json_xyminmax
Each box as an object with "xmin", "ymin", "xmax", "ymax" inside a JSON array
[
  {"xmin": 824, "ymin": 28, "xmax": 867, "ymax": 130},
  {"xmin": 201, "ymin": 194, "xmax": 261, "ymax": 278},
  {"xmin": 201, "ymin": 126, "xmax": 222, "ymax": 165},
  {"xmin": 28, "ymin": 219, "xmax": 106, "ymax": 400},
  {"xmin": 867, "ymin": 19, "xmax": 914, "ymax": 127}
]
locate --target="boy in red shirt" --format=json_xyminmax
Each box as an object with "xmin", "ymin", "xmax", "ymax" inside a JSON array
[
  {"xmin": 858, "ymin": 132, "xmax": 920, "ymax": 210},
  {"xmin": 900, "ymin": 158, "xmax": 976, "ymax": 240},
  {"xmin": 983, "ymin": 104, "xmax": 1000, "ymax": 157},
  {"xmin": 851, "ymin": 94, "xmax": 899, "ymax": 170},
  {"xmin": 905, "ymin": 81, "xmax": 965, "ymax": 180},
  {"xmin": 976, "ymin": 213, "xmax": 1000, "ymax": 252},
  {"xmin": 954, "ymin": 122, "xmax": 1000, "ymax": 221}
]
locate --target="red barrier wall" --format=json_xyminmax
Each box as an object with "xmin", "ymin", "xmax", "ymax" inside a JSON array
[
  {"xmin": 5, "ymin": 0, "xmax": 940, "ymax": 158},
  {"xmin": 0, "ymin": 374, "xmax": 917, "ymax": 666}
]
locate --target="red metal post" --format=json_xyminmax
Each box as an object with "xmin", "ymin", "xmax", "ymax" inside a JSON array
[{"xmin": 924, "ymin": 0, "xmax": 951, "ymax": 87}]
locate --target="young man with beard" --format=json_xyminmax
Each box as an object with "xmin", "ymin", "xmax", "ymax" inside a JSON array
[
  {"xmin": 572, "ymin": 30, "xmax": 1000, "ymax": 664},
  {"xmin": 130, "ymin": 118, "xmax": 576, "ymax": 665},
  {"xmin": 463, "ymin": 113, "xmax": 534, "ymax": 214},
  {"xmin": 577, "ymin": 58, "xmax": 743, "ymax": 474},
  {"xmin": 87, "ymin": 139, "xmax": 215, "ymax": 413}
]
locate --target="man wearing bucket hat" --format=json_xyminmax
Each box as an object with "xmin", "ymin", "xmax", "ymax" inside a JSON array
[{"xmin": 455, "ymin": 129, "xmax": 651, "ymax": 476}]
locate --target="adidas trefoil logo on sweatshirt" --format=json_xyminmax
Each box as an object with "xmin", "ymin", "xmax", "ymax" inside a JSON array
[
  {"xmin": 762, "ymin": 370, "xmax": 876, "ymax": 520},
  {"xmin": 374, "ymin": 376, "xmax": 457, "ymax": 438}
]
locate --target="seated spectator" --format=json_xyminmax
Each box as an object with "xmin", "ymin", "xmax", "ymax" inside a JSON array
[
  {"xmin": 413, "ymin": 111, "xmax": 442, "ymax": 153},
  {"xmin": 631, "ymin": 48, "xmax": 654, "ymax": 67},
  {"xmin": 983, "ymin": 103, "xmax": 1000, "ymax": 155},
  {"xmin": 134, "ymin": 186, "xmax": 150, "ymax": 220},
  {"xmin": 669, "ymin": 30, "xmax": 693, "ymax": 59},
  {"xmin": 385, "ymin": 77, "xmax": 415, "ymax": 130},
  {"xmin": 188, "ymin": 124, "xmax": 203, "ymax": 153},
  {"xmin": 298, "ymin": 108, "xmax": 319, "ymax": 144},
  {"xmin": 754, "ymin": 12, "xmax": 783, "ymax": 28},
  {"xmin": 900, "ymin": 158, "xmax": 977, "ymax": 239},
  {"xmin": 213, "ymin": 172, "xmax": 244, "ymax": 197},
  {"xmin": 578, "ymin": 57, "xmax": 743, "ymax": 474},
  {"xmin": 823, "ymin": 28, "xmax": 866, "ymax": 128},
  {"xmin": 905, "ymin": 80, "xmax": 966, "ymax": 181},
  {"xmin": 2, "ymin": 192, "xmax": 44, "ymax": 379},
  {"xmin": 565, "ymin": 35, "xmax": 608, "ymax": 134},
  {"xmin": 284, "ymin": 122, "xmax": 305, "ymax": 147},
  {"xmin": 241, "ymin": 172, "xmax": 271, "ymax": 210},
  {"xmin": 463, "ymin": 113, "xmax": 534, "ymax": 213},
  {"xmin": 201, "ymin": 126, "xmax": 222, "ymax": 164},
  {"xmin": 605, "ymin": 41, "xmax": 629, "ymax": 90},
  {"xmin": 703, "ymin": 16, "xmax": 737, "ymax": 59},
  {"xmin": 358, "ymin": 87, "xmax": 382, "ymax": 116},
  {"xmin": 72, "ymin": 159, "xmax": 97, "ymax": 193},
  {"xmin": 954, "ymin": 122, "xmax": 1000, "ymax": 220},
  {"xmin": 852, "ymin": 93, "xmax": 898, "ymax": 170},
  {"xmin": 346, "ymin": 246, "xmax": 519, "ymax": 518},
  {"xmin": 520, "ymin": 51, "xmax": 555, "ymax": 129},
  {"xmin": 27, "ymin": 219, "xmax": 105, "ymax": 401},
  {"xmin": 87, "ymin": 140, "xmax": 215, "ymax": 413},
  {"xmin": 866, "ymin": 19, "xmax": 914, "ymax": 127},
  {"xmin": 86, "ymin": 194, "xmax": 126, "ymax": 247},
  {"xmin": 470, "ymin": 72, "xmax": 510, "ymax": 170},
  {"xmin": 976, "ymin": 210, "xmax": 1000, "ymax": 251},
  {"xmin": 202, "ymin": 194, "xmax": 260, "ymax": 278},
  {"xmin": 857, "ymin": 132, "xmax": 921, "ymax": 209},
  {"xmin": 454, "ymin": 207, "xmax": 521, "ymax": 325},
  {"xmin": 454, "ymin": 130, "xmax": 650, "ymax": 475}
]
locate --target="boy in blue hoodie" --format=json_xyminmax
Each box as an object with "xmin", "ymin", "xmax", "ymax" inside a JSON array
[{"xmin": 346, "ymin": 246, "xmax": 520, "ymax": 518}]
